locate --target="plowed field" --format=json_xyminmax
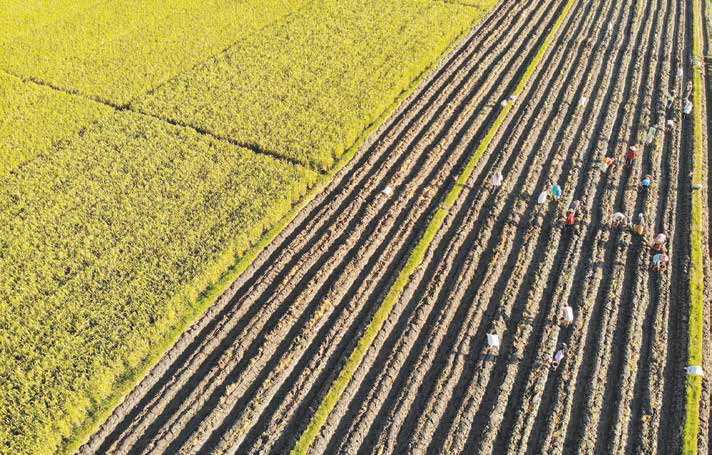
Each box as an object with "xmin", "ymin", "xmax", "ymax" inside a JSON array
[{"xmin": 80, "ymin": 0, "xmax": 706, "ymax": 452}]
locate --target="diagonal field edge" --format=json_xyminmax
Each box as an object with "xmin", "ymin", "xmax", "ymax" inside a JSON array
[
  {"xmin": 63, "ymin": 2, "xmax": 503, "ymax": 452},
  {"xmin": 683, "ymin": 0, "xmax": 708, "ymax": 451},
  {"xmin": 289, "ymin": 0, "xmax": 581, "ymax": 452}
]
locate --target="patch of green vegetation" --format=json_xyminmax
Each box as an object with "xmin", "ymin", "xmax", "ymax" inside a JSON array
[
  {"xmin": 0, "ymin": 0, "xmax": 98, "ymax": 43},
  {"xmin": 683, "ymin": 0, "xmax": 707, "ymax": 453},
  {"xmin": 0, "ymin": 72, "xmax": 112, "ymax": 178},
  {"xmin": 135, "ymin": 0, "xmax": 496, "ymax": 170},
  {"xmin": 0, "ymin": 0, "xmax": 307, "ymax": 103},
  {"xmin": 0, "ymin": 112, "xmax": 317, "ymax": 454}
]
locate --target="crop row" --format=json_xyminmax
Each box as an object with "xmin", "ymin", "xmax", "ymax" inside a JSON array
[
  {"xmin": 0, "ymin": 111, "xmax": 317, "ymax": 454},
  {"xmin": 134, "ymin": 0, "xmax": 495, "ymax": 170}
]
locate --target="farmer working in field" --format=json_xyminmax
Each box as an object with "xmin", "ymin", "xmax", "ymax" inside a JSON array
[
  {"xmin": 652, "ymin": 252, "xmax": 669, "ymax": 272},
  {"xmin": 491, "ymin": 171, "xmax": 503, "ymax": 188},
  {"xmin": 666, "ymin": 90, "xmax": 676, "ymax": 109},
  {"xmin": 645, "ymin": 125, "xmax": 657, "ymax": 145},
  {"xmin": 551, "ymin": 343, "xmax": 567, "ymax": 369},
  {"xmin": 685, "ymin": 80, "xmax": 693, "ymax": 99},
  {"xmin": 560, "ymin": 306, "xmax": 574, "ymax": 326},
  {"xmin": 652, "ymin": 232, "xmax": 667, "ymax": 252},
  {"xmin": 684, "ymin": 98, "xmax": 693, "ymax": 115},
  {"xmin": 599, "ymin": 155, "xmax": 616, "ymax": 172},
  {"xmin": 632, "ymin": 212, "xmax": 647, "ymax": 236},
  {"xmin": 611, "ymin": 211, "xmax": 627, "ymax": 229},
  {"xmin": 565, "ymin": 200, "xmax": 582, "ymax": 226},
  {"xmin": 626, "ymin": 144, "xmax": 638, "ymax": 166}
]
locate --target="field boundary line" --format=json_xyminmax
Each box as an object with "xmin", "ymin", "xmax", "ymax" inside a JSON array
[
  {"xmin": 63, "ymin": 3, "xmax": 502, "ymax": 453},
  {"xmin": 1, "ymin": 68, "xmax": 313, "ymax": 172},
  {"xmin": 683, "ymin": 0, "xmax": 709, "ymax": 450},
  {"xmin": 1, "ymin": 67, "xmax": 127, "ymax": 110},
  {"xmin": 131, "ymin": 108, "xmax": 314, "ymax": 171},
  {"xmin": 290, "ymin": 0, "xmax": 580, "ymax": 451},
  {"xmin": 441, "ymin": 0, "xmax": 491, "ymax": 8}
]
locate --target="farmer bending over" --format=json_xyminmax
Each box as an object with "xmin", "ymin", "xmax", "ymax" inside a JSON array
[{"xmin": 611, "ymin": 211, "xmax": 627, "ymax": 229}]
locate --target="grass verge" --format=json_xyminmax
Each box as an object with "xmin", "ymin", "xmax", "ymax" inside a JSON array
[
  {"xmin": 290, "ymin": 0, "xmax": 580, "ymax": 451},
  {"xmin": 683, "ymin": 0, "xmax": 708, "ymax": 451}
]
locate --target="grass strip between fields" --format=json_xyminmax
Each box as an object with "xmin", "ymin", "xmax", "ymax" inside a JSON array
[
  {"xmin": 683, "ymin": 0, "xmax": 707, "ymax": 451},
  {"xmin": 290, "ymin": 0, "xmax": 580, "ymax": 451}
]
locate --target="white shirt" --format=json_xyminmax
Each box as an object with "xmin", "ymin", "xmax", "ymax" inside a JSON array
[
  {"xmin": 491, "ymin": 172, "xmax": 503, "ymax": 187},
  {"xmin": 537, "ymin": 191, "xmax": 548, "ymax": 204},
  {"xmin": 554, "ymin": 350, "xmax": 565, "ymax": 363}
]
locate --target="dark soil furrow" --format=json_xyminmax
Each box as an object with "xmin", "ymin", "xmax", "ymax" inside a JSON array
[
  {"xmin": 559, "ymin": 0, "xmax": 665, "ymax": 451},
  {"xmin": 362, "ymin": 1, "xmax": 600, "ymax": 452},
  {"xmin": 625, "ymin": 0, "xmax": 682, "ymax": 450},
  {"xmin": 451, "ymin": 1, "xmax": 627, "ymax": 452},
  {"xmin": 591, "ymin": 0, "xmax": 672, "ymax": 450},
  {"xmin": 523, "ymin": 2, "xmax": 656, "ymax": 451},
  {"xmin": 493, "ymin": 1, "xmax": 639, "ymax": 451}
]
